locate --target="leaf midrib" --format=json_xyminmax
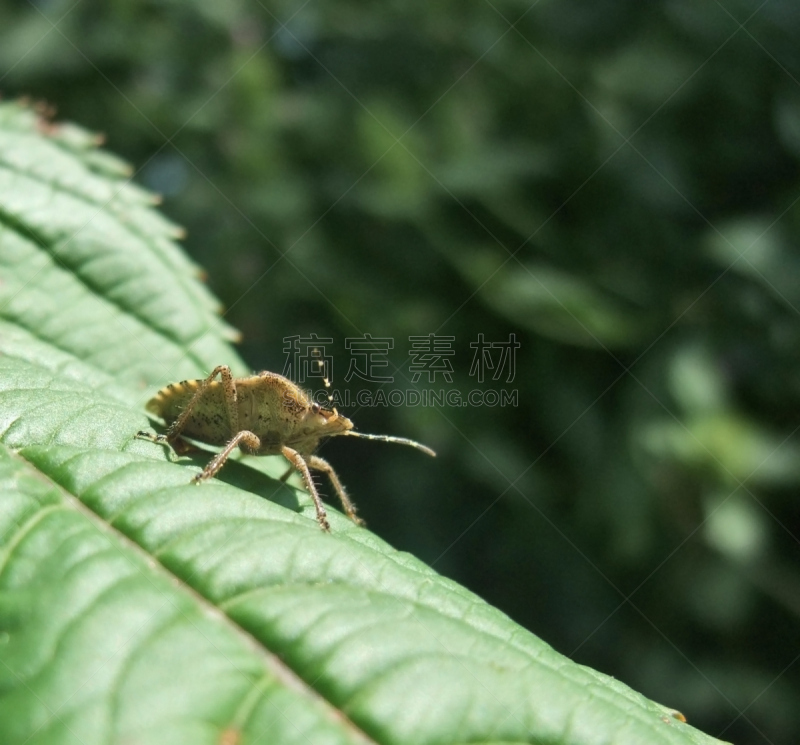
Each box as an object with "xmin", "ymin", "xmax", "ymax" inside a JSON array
[{"xmin": 6, "ymin": 446, "xmax": 379, "ymax": 745}]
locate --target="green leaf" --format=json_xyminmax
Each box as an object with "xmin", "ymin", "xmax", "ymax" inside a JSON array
[{"xmin": 0, "ymin": 101, "xmax": 728, "ymax": 745}]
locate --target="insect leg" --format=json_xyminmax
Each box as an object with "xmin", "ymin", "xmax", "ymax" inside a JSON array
[
  {"xmin": 306, "ymin": 454, "xmax": 365, "ymax": 527},
  {"xmin": 281, "ymin": 446, "xmax": 331, "ymax": 532},
  {"xmin": 136, "ymin": 430, "xmax": 200, "ymax": 458},
  {"xmin": 135, "ymin": 430, "xmax": 181, "ymax": 461},
  {"xmin": 136, "ymin": 431, "xmax": 169, "ymax": 444},
  {"xmin": 193, "ymin": 430, "xmax": 261, "ymax": 483},
  {"xmin": 166, "ymin": 364, "xmax": 240, "ymax": 442}
]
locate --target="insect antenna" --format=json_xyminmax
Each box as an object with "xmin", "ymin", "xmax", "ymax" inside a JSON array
[{"xmin": 342, "ymin": 430, "xmax": 436, "ymax": 458}]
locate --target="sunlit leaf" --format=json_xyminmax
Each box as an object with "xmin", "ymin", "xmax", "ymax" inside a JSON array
[{"xmin": 0, "ymin": 102, "xmax": 729, "ymax": 745}]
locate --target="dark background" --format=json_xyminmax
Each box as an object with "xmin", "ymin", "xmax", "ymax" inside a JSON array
[{"xmin": 3, "ymin": 1, "xmax": 800, "ymax": 743}]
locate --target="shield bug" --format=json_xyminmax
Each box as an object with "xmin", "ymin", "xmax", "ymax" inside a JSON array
[{"xmin": 137, "ymin": 365, "xmax": 435, "ymax": 531}]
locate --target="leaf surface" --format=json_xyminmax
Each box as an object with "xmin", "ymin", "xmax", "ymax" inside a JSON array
[{"xmin": 0, "ymin": 102, "xmax": 727, "ymax": 745}]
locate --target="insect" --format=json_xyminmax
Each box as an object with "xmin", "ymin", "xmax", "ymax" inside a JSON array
[{"xmin": 137, "ymin": 365, "xmax": 435, "ymax": 531}]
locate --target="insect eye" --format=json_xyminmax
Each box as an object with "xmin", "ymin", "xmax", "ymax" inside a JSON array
[{"xmin": 311, "ymin": 402, "xmax": 321, "ymax": 413}]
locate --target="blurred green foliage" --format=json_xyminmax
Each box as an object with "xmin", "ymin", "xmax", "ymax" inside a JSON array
[{"xmin": 3, "ymin": 1, "xmax": 800, "ymax": 743}]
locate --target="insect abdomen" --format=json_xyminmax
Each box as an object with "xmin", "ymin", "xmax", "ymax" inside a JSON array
[{"xmin": 147, "ymin": 380, "xmax": 231, "ymax": 444}]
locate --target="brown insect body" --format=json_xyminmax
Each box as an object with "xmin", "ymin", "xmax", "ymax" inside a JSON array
[
  {"xmin": 147, "ymin": 371, "xmax": 352, "ymax": 455},
  {"xmin": 140, "ymin": 366, "xmax": 434, "ymax": 531}
]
